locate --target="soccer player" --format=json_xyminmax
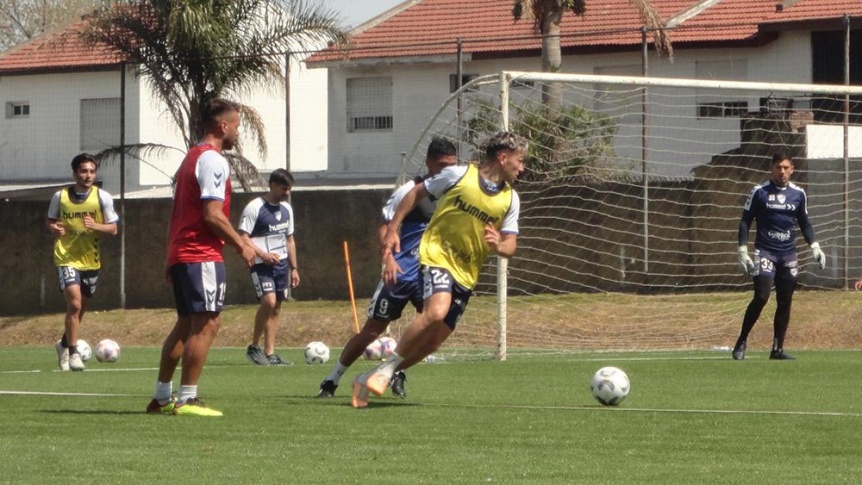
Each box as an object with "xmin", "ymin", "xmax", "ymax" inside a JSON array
[
  {"xmin": 317, "ymin": 137, "xmax": 457, "ymax": 398},
  {"xmin": 146, "ymin": 99, "xmax": 256, "ymax": 417},
  {"xmin": 351, "ymin": 131, "xmax": 527, "ymax": 407},
  {"xmin": 46, "ymin": 153, "xmax": 119, "ymax": 372},
  {"xmin": 240, "ymin": 168, "xmax": 300, "ymax": 366},
  {"xmin": 733, "ymin": 152, "xmax": 825, "ymax": 361}
]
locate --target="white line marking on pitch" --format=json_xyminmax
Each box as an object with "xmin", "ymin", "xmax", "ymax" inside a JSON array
[
  {"xmin": 441, "ymin": 403, "xmax": 862, "ymax": 418},
  {"xmin": 0, "ymin": 390, "xmax": 141, "ymax": 397},
  {"xmin": 0, "ymin": 367, "xmax": 161, "ymax": 374}
]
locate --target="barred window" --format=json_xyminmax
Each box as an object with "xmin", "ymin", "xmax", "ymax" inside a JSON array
[
  {"xmin": 347, "ymin": 77, "xmax": 392, "ymax": 132},
  {"xmin": 80, "ymin": 98, "xmax": 120, "ymax": 151}
]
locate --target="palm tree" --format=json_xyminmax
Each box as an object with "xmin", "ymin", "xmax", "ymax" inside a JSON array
[
  {"xmin": 83, "ymin": 0, "xmax": 348, "ymax": 189},
  {"xmin": 513, "ymin": 0, "xmax": 672, "ymax": 108}
]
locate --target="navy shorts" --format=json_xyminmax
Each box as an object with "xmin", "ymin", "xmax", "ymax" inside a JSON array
[
  {"xmin": 57, "ymin": 267, "xmax": 99, "ymax": 298},
  {"xmin": 250, "ymin": 263, "xmax": 290, "ymax": 301},
  {"xmin": 421, "ymin": 266, "xmax": 472, "ymax": 330},
  {"xmin": 367, "ymin": 278, "xmax": 424, "ymax": 322},
  {"xmin": 169, "ymin": 262, "xmax": 226, "ymax": 316},
  {"xmin": 754, "ymin": 248, "xmax": 798, "ymax": 282}
]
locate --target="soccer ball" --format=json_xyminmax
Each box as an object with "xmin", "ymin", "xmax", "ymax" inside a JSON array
[
  {"xmin": 76, "ymin": 339, "xmax": 92, "ymax": 362},
  {"xmin": 363, "ymin": 339, "xmax": 384, "ymax": 360},
  {"xmin": 95, "ymin": 339, "xmax": 121, "ymax": 363},
  {"xmin": 304, "ymin": 341, "xmax": 330, "ymax": 365},
  {"xmin": 377, "ymin": 336, "xmax": 397, "ymax": 359},
  {"xmin": 590, "ymin": 366, "xmax": 630, "ymax": 406}
]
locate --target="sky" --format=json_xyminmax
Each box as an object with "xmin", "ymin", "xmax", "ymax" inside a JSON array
[{"xmin": 323, "ymin": 0, "xmax": 406, "ymax": 28}]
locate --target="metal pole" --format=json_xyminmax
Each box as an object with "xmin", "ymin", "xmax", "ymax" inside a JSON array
[
  {"xmin": 843, "ymin": 14, "xmax": 850, "ymax": 289},
  {"xmin": 119, "ymin": 62, "xmax": 127, "ymax": 309},
  {"xmin": 284, "ymin": 51, "xmax": 291, "ymax": 172},
  {"xmin": 496, "ymin": 72, "xmax": 510, "ymax": 362},
  {"xmin": 641, "ymin": 27, "xmax": 649, "ymax": 276},
  {"xmin": 456, "ymin": 38, "xmax": 463, "ymax": 137}
]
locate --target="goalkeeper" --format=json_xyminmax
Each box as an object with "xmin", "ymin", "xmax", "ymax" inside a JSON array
[{"xmin": 733, "ymin": 152, "xmax": 825, "ymax": 361}]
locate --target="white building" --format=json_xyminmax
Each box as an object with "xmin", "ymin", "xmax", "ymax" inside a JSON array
[
  {"xmin": 307, "ymin": 0, "xmax": 862, "ymax": 178},
  {"xmin": 0, "ymin": 17, "xmax": 328, "ymax": 198}
]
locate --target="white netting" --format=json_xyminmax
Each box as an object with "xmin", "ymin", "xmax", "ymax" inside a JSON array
[{"xmin": 390, "ymin": 72, "xmax": 862, "ymax": 357}]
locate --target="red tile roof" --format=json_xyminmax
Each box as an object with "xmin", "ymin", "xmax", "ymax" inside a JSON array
[
  {"xmin": 308, "ymin": 0, "xmax": 862, "ymax": 64},
  {"xmin": 762, "ymin": 0, "xmax": 862, "ymax": 24},
  {"xmin": 3, "ymin": 0, "xmax": 862, "ymax": 73},
  {"xmin": 0, "ymin": 19, "xmax": 123, "ymax": 74}
]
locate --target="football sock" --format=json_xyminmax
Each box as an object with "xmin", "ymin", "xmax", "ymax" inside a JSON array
[
  {"xmin": 178, "ymin": 385, "xmax": 197, "ymax": 404},
  {"xmin": 378, "ymin": 353, "xmax": 404, "ymax": 379},
  {"xmin": 60, "ymin": 335, "xmax": 68, "ymax": 348},
  {"xmin": 154, "ymin": 381, "xmax": 172, "ymax": 402},
  {"xmin": 68, "ymin": 345, "xmax": 78, "ymax": 355},
  {"xmin": 327, "ymin": 362, "xmax": 349, "ymax": 385}
]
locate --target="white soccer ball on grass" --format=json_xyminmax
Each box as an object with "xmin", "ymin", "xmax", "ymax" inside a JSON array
[
  {"xmin": 363, "ymin": 339, "xmax": 384, "ymax": 360},
  {"xmin": 590, "ymin": 366, "xmax": 630, "ymax": 406},
  {"xmin": 304, "ymin": 341, "xmax": 330, "ymax": 364},
  {"xmin": 95, "ymin": 339, "xmax": 121, "ymax": 363},
  {"xmin": 76, "ymin": 339, "xmax": 92, "ymax": 362},
  {"xmin": 377, "ymin": 336, "xmax": 397, "ymax": 359}
]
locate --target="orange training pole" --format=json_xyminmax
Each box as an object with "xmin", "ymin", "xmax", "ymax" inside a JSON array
[{"xmin": 343, "ymin": 241, "xmax": 361, "ymax": 334}]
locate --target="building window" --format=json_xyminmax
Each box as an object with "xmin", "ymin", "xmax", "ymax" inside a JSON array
[
  {"xmin": 80, "ymin": 98, "xmax": 121, "ymax": 151},
  {"xmin": 449, "ymin": 74, "xmax": 479, "ymax": 93},
  {"xmin": 347, "ymin": 77, "xmax": 392, "ymax": 132},
  {"xmin": 695, "ymin": 60, "xmax": 749, "ymax": 119},
  {"xmin": 5, "ymin": 102, "xmax": 30, "ymax": 118}
]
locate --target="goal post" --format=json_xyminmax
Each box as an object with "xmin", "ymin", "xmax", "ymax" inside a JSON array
[{"xmin": 398, "ymin": 70, "xmax": 862, "ymax": 360}]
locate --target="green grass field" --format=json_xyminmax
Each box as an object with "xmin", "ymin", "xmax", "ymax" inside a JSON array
[{"xmin": 1, "ymin": 347, "xmax": 861, "ymax": 484}]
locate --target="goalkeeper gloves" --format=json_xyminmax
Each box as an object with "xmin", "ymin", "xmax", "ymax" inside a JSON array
[
  {"xmin": 737, "ymin": 245, "xmax": 755, "ymax": 276},
  {"xmin": 811, "ymin": 242, "xmax": 826, "ymax": 270}
]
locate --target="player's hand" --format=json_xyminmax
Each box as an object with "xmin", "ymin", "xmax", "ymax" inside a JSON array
[
  {"xmin": 737, "ymin": 245, "xmax": 755, "ymax": 276},
  {"xmin": 382, "ymin": 253, "xmax": 402, "ymax": 287},
  {"xmin": 381, "ymin": 227, "xmax": 401, "ymax": 259},
  {"xmin": 290, "ymin": 268, "xmax": 300, "ymax": 288},
  {"xmin": 82, "ymin": 214, "xmax": 96, "ymax": 231},
  {"xmin": 484, "ymin": 223, "xmax": 501, "ymax": 253},
  {"xmin": 239, "ymin": 243, "xmax": 256, "ymax": 268},
  {"xmin": 49, "ymin": 221, "xmax": 66, "ymax": 238},
  {"xmin": 811, "ymin": 242, "xmax": 826, "ymax": 270},
  {"xmin": 854, "ymin": 278, "xmax": 862, "ymax": 290},
  {"xmin": 263, "ymin": 252, "xmax": 281, "ymax": 265}
]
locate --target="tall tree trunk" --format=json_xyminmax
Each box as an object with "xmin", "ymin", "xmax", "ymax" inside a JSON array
[{"xmin": 541, "ymin": 6, "xmax": 563, "ymax": 110}]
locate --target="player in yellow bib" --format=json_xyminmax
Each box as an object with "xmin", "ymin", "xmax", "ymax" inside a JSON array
[
  {"xmin": 351, "ymin": 131, "xmax": 528, "ymax": 407},
  {"xmin": 46, "ymin": 154, "xmax": 118, "ymax": 371}
]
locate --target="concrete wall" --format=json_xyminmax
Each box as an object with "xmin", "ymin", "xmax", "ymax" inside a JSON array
[{"xmin": 0, "ymin": 188, "xmax": 389, "ymax": 315}]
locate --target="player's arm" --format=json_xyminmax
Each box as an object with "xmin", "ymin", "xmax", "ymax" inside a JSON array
[
  {"xmin": 84, "ymin": 190, "xmax": 119, "ymax": 236},
  {"xmin": 736, "ymin": 210, "xmax": 756, "ymax": 275},
  {"xmin": 797, "ymin": 196, "xmax": 825, "ymax": 269},
  {"xmin": 240, "ymin": 232, "xmax": 275, "ymax": 264},
  {"xmin": 485, "ymin": 224, "xmax": 518, "ymax": 257},
  {"xmin": 382, "ymin": 182, "xmax": 429, "ymax": 257},
  {"xmin": 46, "ymin": 192, "xmax": 65, "ymax": 237},
  {"xmin": 286, "ymin": 234, "xmax": 300, "ymax": 288},
  {"xmin": 487, "ymin": 191, "xmax": 520, "ymax": 258},
  {"xmin": 203, "ymin": 200, "xmax": 255, "ymax": 266},
  {"xmin": 82, "ymin": 216, "xmax": 117, "ymax": 236}
]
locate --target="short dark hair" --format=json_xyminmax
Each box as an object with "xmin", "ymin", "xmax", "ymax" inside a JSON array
[
  {"xmin": 485, "ymin": 131, "xmax": 528, "ymax": 160},
  {"xmin": 771, "ymin": 152, "xmax": 792, "ymax": 166},
  {"xmin": 427, "ymin": 136, "xmax": 457, "ymax": 159},
  {"xmin": 71, "ymin": 153, "xmax": 97, "ymax": 171},
  {"xmin": 269, "ymin": 168, "xmax": 294, "ymax": 188},
  {"xmin": 202, "ymin": 98, "xmax": 240, "ymax": 129}
]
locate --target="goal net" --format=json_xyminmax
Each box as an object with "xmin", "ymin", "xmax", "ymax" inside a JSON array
[{"xmin": 392, "ymin": 71, "xmax": 862, "ymax": 359}]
